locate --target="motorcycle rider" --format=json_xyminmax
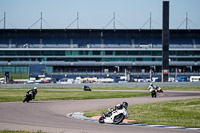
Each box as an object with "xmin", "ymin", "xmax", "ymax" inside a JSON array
[
  {"xmin": 99, "ymin": 102, "xmax": 128, "ymax": 124},
  {"xmin": 122, "ymin": 102, "xmax": 128, "ymax": 109},
  {"xmin": 115, "ymin": 102, "xmax": 128, "ymax": 110},
  {"xmin": 148, "ymin": 83, "xmax": 155, "ymax": 92},
  {"xmin": 82, "ymin": 85, "xmax": 91, "ymax": 91},
  {"xmin": 148, "ymin": 83, "xmax": 157, "ymax": 98},
  {"xmin": 26, "ymin": 87, "xmax": 37, "ymax": 99}
]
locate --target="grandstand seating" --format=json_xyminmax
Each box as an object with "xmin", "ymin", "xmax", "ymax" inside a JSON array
[
  {"xmin": 0, "ymin": 61, "xmax": 8, "ymax": 65},
  {"xmin": 0, "ymin": 44, "xmax": 8, "ymax": 48},
  {"xmin": 0, "ymin": 43, "xmax": 200, "ymax": 48},
  {"xmin": 0, "ymin": 33, "xmax": 200, "ymax": 49},
  {"xmin": 10, "ymin": 61, "xmax": 40, "ymax": 65},
  {"xmin": 4, "ymin": 60, "xmax": 199, "ymax": 67}
]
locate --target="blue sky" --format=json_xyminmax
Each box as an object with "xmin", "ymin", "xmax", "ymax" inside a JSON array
[{"xmin": 0, "ymin": 0, "xmax": 199, "ymax": 29}]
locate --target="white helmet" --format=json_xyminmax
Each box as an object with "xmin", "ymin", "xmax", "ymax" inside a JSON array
[
  {"xmin": 33, "ymin": 87, "xmax": 37, "ymax": 90},
  {"xmin": 150, "ymin": 83, "xmax": 153, "ymax": 86}
]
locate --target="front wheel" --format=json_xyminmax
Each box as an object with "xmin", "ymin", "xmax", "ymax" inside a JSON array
[
  {"xmin": 99, "ymin": 116, "xmax": 105, "ymax": 123},
  {"xmin": 23, "ymin": 97, "xmax": 28, "ymax": 103},
  {"xmin": 23, "ymin": 95, "xmax": 31, "ymax": 103},
  {"xmin": 113, "ymin": 114, "xmax": 125, "ymax": 124}
]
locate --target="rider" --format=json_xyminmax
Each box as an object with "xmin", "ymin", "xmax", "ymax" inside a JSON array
[
  {"xmin": 122, "ymin": 102, "xmax": 128, "ymax": 109},
  {"xmin": 82, "ymin": 85, "xmax": 91, "ymax": 91},
  {"xmin": 148, "ymin": 83, "xmax": 155, "ymax": 93},
  {"xmin": 26, "ymin": 87, "xmax": 37, "ymax": 99},
  {"xmin": 115, "ymin": 102, "xmax": 128, "ymax": 110},
  {"xmin": 32, "ymin": 87, "xmax": 37, "ymax": 99}
]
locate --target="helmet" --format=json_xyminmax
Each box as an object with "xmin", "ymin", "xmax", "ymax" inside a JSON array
[
  {"xmin": 122, "ymin": 102, "xmax": 128, "ymax": 109},
  {"xmin": 150, "ymin": 83, "xmax": 153, "ymax": 86},
  {"xmin": 33, "ymin": 87, "xmax": 37, "ymax": 90}
]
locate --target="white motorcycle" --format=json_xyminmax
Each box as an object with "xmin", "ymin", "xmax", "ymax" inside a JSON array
[
  {"xmin": 99, "ymin": 102, "xmax": 128, "ymax": 124},
  {"xmin": 155, "ymin": 86, "xmax": 163, "ymax": 93}
]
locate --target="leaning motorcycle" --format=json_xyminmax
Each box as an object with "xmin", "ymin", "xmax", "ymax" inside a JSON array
[
  {"xmin": 99, "ymin": 104, "xmax": 128, "ymax": 124},
  {"xmin": 82, "ymin": 85, "xmax": 92, "ymax": 91},
  {"xmin": 155, "ymin": 86, "xmax": 163, "ymax": 93}
]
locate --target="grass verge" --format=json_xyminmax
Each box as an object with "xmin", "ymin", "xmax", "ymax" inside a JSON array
[
  {"xmin": 0, "ymin": 89, "xmax": 149, "ymax": 102},
  {"xmin": 84, "ymin": 98, "xmax": 200, "ymax": 128}
]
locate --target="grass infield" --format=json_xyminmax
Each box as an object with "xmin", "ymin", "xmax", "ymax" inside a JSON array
[
  {"xmin": 85, "ymin": 98, "xmax": 200, "ymax": 128},
  {"xmin": 0, "ymin": 89, "xmax": 149, "ymax": 102}
]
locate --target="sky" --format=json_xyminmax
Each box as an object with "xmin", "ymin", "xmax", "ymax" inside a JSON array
[{"xmin": 0, "ymin": 0, "xmax": 199, "ymax": 29}]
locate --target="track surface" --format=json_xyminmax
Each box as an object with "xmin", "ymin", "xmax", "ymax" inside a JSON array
[{"xmin": 0, "ymin": 90, "xmax": 200, "ymax": 133}]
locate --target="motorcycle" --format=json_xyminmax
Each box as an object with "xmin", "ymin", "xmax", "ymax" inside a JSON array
[
  {"xmin": 155, "ymin": 86, "xmax": 163, "ymax": 93},
  {"xmin": 99, "ymin": 102, "xmax": 128, "ymax": 124},
  {"xmin": 82, "ymin": 85, "xmax": 92, "ymax": 91},
  {"xmin": 23, "ymin": 88, "xmax": 37, "ymax": 103}
]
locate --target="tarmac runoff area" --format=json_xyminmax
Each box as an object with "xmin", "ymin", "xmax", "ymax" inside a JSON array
[{"xmin": 0, "ymin": 91, "xmax": 200, "ymax": 133}]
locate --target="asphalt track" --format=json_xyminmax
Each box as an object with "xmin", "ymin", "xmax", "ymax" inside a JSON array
[{"xmin": 0, "ymin": 90, "xmax": 200, "ymax": 133}]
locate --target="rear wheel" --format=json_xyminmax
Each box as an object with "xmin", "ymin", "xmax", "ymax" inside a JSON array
[{"xmin": 113, "ymin": 114, "xmax": 125, "ymax": 124}]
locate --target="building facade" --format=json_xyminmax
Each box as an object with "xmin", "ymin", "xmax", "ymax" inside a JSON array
[{"xmin": 0, "ymin": 29, "xmax": 200, "ymax": 79}]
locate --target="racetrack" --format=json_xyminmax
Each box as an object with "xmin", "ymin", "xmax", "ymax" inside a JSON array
[{"xmin": 0, "ymin": 91, "xmax": 200, "ymax": 133}]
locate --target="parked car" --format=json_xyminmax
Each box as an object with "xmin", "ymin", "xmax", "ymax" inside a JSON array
[
  {"xmin": 176, "ymin": 76, "xmax": 189, "ymax": 82},
  {"xmin": 190, "ymin": 76, "xmax": 200, "ymax": 82}
]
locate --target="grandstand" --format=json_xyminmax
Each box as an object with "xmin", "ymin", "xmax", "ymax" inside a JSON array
[{"xmin": 0, "ymin": 29, "xmax": 200, "ymax": 80}]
